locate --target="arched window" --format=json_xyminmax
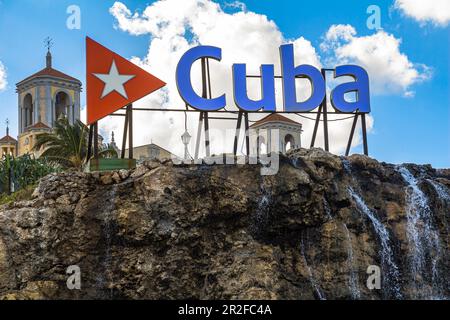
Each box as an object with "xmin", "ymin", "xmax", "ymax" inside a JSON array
[
  {"xmin": 55, "ymin": 92, "xmax": 70, "ymax": 121},
  {"xmin": 23, "ymin": 93, "xmax": 33, "ymax": 128},
  {"xmin": 257, "ymin": 135, "xmax": 267, "ymax": 155},
  {"xmin": 285, "ymin": 134, "xmax": 295, "ymax": 152}
]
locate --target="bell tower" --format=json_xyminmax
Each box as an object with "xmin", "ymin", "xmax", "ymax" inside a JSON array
[{"xmin": 15, "ymin": 38, "xmax": 82, "ymax": 157}]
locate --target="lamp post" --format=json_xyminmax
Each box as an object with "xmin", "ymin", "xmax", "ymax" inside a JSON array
[
  {"xmin": 181, "ymin": 110, "xmax": 192, "ymax": 161},
  {"xmin": 181, "ymin": 131, "xmax": 191, "ymax": 161}
]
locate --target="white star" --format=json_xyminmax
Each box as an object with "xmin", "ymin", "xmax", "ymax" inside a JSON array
[{"xmin": 93, "ymin": 60, "xmax": 135, "ymax": 99}]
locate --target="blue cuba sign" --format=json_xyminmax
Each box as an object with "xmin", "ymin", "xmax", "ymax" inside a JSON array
[{"xmin": 176, "ymin": 44, "xmax": 370, "ymax": 113}]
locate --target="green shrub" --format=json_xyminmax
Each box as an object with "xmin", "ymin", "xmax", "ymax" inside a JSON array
[
  {"xmin": 0, "ymin": 184, "xmax": 36, "ymax": 206},
  {"xmin": 0, "ymin": 154, "xmax": 60, "ymax": 195}
]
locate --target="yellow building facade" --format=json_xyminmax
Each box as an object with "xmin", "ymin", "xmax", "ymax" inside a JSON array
[{"xmin": 16, "ymin": 50, "xmax": 82, "ymax": 157}]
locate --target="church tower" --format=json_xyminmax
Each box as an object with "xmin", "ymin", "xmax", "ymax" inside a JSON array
[
  {"xmin": 0, "ymin": 119, "xmax": 17, "ymax": 157},
  {"xmin": 16, "ymin": 42, "xmax": 82, "ymax": 157}
]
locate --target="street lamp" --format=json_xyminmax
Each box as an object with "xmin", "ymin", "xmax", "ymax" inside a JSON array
[
  {"xmin": 181, "ymin": 110, "xmax": 192, "ymax": 161},
  {"xmin": 181, "ymin": 131, "xmax": 191, "ymax": 161}
]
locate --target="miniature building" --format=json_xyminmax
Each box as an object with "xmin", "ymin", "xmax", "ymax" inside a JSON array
[
  {"xmin": 249, "ymin": 113, "xmax": 302, "ymax": 155},
  {"xmin": 16, "ymin": 48, "xmax": 82, "ymax": 157},
  {"xmin": 0, "ymin": 121, "xmax": 18, "ymax": 157},
  {"xmin": 124, "ymin": 142, "xmax": 175, "ymax": 162}
]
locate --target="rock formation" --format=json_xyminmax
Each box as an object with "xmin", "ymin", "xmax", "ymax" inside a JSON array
[{"xmin": 0, "ymin": 149, "xmax": 448, "ymax": 300}]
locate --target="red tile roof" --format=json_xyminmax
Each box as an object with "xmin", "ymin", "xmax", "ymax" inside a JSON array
[
  {"xmin": 0, "ymin": 135, "xmax": 17, "ymax": 144},
  {"xmin": 250, "ymin": 113, "xmax": 301, "ymax": 128},
  {"xmin": 27, "ymin": 122, "xmax": 51, "ymax": 130},
  {"xmin": 17, "ymin": 67, "xmax": 81, "ymax": 86}
]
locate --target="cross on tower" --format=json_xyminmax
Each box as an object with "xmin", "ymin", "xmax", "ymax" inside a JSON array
[
  {"xmin": 44, "ymin": 37, "xmax": 53, "ymax": 52},
  {"xmin": 44, "ymin": 37, "xmax": 53, "ymax": 68},
  {"xmin": 5, "ymin": 118, "xmax": 9, "ymax": 136}
]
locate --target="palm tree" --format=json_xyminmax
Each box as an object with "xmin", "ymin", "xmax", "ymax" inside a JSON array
[{"xmin": 33, "ymin": 118, "xmax": 118, "ymax": 170}]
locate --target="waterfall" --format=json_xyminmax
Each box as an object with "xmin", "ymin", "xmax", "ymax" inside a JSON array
[
  {"xmin": 348, "ymin": 187, "xmax": 402, "ymax": 299},
  {"xmin": 427, "ymin": 179, "xmax": 450, "ymax": 202},
  {"xmin": 342, "ymin": 158, "xmax": 352, "ymax": 174},
  {"xmin": 427, "ymin": 179, "xmax": 450, "ymax": 235},
  {"xmin": 342, "ymin": 223, "xmax": 361, "ymax": 299},
  {"xmin": 323, "ymin": 198, "xmax": 333, "ymax": 220},
  {"xmin": 300, "ymin": 239, "xmax": 326, "ymax": 300},
  {"xmin": 95, "ymin": 185, "xmax": 117, "ymax": 299},
  {"xmin": 251, "ymin": 182, "xmax": 271, "ymax": 236},
  {"xmin": 396, "ymin": 166, "xmax": 444, "ymax": 299}
]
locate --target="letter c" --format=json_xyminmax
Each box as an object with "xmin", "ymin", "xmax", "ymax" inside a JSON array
[{"xmin": 176, "ymin": 46, "xmax": 226, "ymax": 111}]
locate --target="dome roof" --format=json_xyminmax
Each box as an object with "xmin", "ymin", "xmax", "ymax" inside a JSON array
[
  {"xmin": 250, "ymin": 113, "xmax": 301, "ymax": 128},
  {"xmin": 17, "ymin": 67, "xmax": 81, "ymax": 86}
]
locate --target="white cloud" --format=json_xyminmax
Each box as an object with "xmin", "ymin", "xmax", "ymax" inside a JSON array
[
  {"xmin": 395, "ymin": 0, "xmax": 450, "ymax": 26},
  {"xmin": 321, "ymin": 24, "xmax": 431, "ymax": 97},
  {"xmin": 224, "ymin": 1, "xmax": 247, "ymax": 12},
  {"xmin": 0, "ymin": 61, "xmax": 7, "ymax": 91},
  {"xmin": 106, "ymin": 1, "xmax": 376, "ymax": 156}
]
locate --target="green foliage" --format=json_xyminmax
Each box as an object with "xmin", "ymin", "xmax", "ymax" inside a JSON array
[
  {"xmin": 0, "ymin": 184, "xmax": 36, "ymax": 206},
  {"xmin": 34, "ymin": 117, "xmax": 89, "ymax": 170},
  {"xmin": 0, "ymin": 154, "xmax": 59, "ymax": 195},
  {"xmin": 34, "ymin": 117, "xmax": 118, "ymax": 170}
]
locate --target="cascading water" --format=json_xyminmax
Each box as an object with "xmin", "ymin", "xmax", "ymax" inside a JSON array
[
  {"xmin": 300, "ymin": 238, "xmax": 326, "ymax": 300},
  {"xmin": 251, "ymin": 181, "xmax": 271, "ymax": 236},
  {"xmin": 342, "ymin": 223, "xmax": 361, "ymax": 299},
  {"xmin": 323, "ymin": 198, "xmax": 333, "ymax": 220},
  {"xmin": 344, "ymin": 159, "xmax": 401, "ymax": 298},
  {"xmin": 96, "ymin": 185, "xmax": 117, "ymax": 300},
  {"xmin": 348, "ymin": 187, "xmax": 402, "ymax": 299},
  {"xmin": 427, "ymin": 179, "xmax": 450, "ymax": 235},
  {"xmin": 428, "ymin": 179, "xmax": 450, "ymax": 202},
  {"xmin": 396, "ymin": 166, "xmax": 444, "ymax": 299}
]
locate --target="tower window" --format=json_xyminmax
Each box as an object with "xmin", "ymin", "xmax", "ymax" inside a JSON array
[
  {"xmin": 23, "ymin": 93, "xmax": 33, "ymax": 127},
  {"xmin": 55, "ymin": 91, "xmax": 70, "ymax": 121},
  {"xmin": 285, "ymin": 134, "xmax": 295, "ymax": 152}
]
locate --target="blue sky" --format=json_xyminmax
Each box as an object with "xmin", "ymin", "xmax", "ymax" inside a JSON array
[{"xmin": 0, "ymin": 0, "xmax": 448, "ymax": 167}]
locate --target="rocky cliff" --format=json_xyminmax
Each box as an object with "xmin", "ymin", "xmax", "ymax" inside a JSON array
[{"xmin": 0, "ymin": 149, "xmax": 448, "ymax": 300}]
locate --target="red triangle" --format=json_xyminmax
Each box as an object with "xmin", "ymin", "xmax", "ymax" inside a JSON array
[{"xmin": 86, "ymin": 37, "xmax": 166, "ymax": 125}]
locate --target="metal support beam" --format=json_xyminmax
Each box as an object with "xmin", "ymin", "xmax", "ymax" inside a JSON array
[
  {"xmin": 87, "ymin": 124, "xmax": 93, "ymax": 161},
  {"xmin": 93, "ymin": 122, "xmax": 99, "ymax": 160},
  {"xmin": 321, "ymin": 69, "xmax": 329, "ymax": 152},
  {"xmin": 194, "ymin": 112, "xmax": 204, "ymax": 160},
  {"xmin": 128, "ymin": 104, "xmax": 133, "ymax": 159},
  {"xmin": 310, "ymin": 104, "xmax": 323, "ymax": 148},
  {"xmin": 244, "ymin": 112, "xmax": 250, "ymax": 156},
  {"xmin": 361, "ymin": 113, "xmax": 369, "ymax": 156},
  {"xmin": 204, "ymin": 112, "xmax": 210, "ymax": 157},
  {"xmin": 121, "ymin": 109, "xmax": 129, "ymax": 159},
  {"xmin": 233, "ymin": 112, "xmax": 243, "ymax": 156},
  {"xmin": 345, "ymin": 114, "xmax": 359, "ymax": 156}
]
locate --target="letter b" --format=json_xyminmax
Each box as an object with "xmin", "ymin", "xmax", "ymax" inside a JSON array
[{"xmin": 280, "ymin": 44, "xmax": 325, "ymax": 112}]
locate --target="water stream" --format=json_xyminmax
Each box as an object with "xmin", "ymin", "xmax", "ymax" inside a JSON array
[
  {"xmin": 344, "ymin": 159, "xmax": 402, "ymax": 298},
  {"xmin": 95, "ymin": 185, "xmax": 117, "ymax": 300},
  {"xmin": 348, "ymin": 187, "xmax": 402, "ymax": 299},
  {"xmin": 342, "ymin": 223, "xmax": 361, "ymax": 299},
  {"xmin": 396, "ymin": 166, "xmax": 444, "ymax": 299},
  {"xmin": 300, "ymin": 238, "xmax": 326, "ymax": 300}
]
